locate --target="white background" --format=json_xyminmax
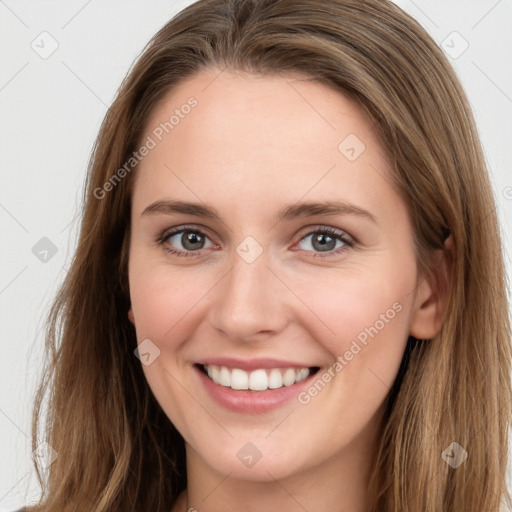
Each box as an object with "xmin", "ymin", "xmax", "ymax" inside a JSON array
[{"xmin": 1, "ymin": 0, "xmax": 511, "ymax": 509}]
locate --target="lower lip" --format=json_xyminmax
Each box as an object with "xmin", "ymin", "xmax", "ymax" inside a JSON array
[{"xmin": 194, "ymin": 364, "xmax": 319, "ymax": 414}]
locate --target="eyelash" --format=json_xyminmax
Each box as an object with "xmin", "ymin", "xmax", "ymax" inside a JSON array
[{"xmin": 156, "ymin": 225, "xmax": 355, "ymax": 259}]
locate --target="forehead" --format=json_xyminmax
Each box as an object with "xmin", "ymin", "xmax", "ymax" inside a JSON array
[
  {"xmin": 132, "ymin": 68, "xmax": 401, "ymax": 227},
  {"xmin": 143, "ymin": 68, "xmax": 378, "ymax": 159}
]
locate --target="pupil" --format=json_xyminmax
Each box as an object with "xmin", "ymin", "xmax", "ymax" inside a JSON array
[
  {"xmin": 313, "ymin": 233, "xmax": 335, "ymax": 252},
  {"xmin": 183, "ymin": 231, "xmax": 204, "ymax": 250}
]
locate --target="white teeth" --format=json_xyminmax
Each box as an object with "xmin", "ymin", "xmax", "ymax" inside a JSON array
[
  {"xmin": 296, "ymin": 368, "xmax": 309, "ymax": 383},
  {"xmin": 203, "ymin": 365, "xmax": 312, "ymax": 391},
  {"xmin": 282, "ymin": 368, "xmax": 296, "ymax": 386},
  {"xmin": 219, "ymin": 366, "xmax": 231, "ymax": 387},
  {"xmin": 248, "ymin": 369, "xmax": 268, "ymax": 391},
  {"xmin": 268, "ymin": 368, "xmax": 283, "ymax": 389},
  {"xmin": 231, "ymin": 368, "xmax": 249, "ymax": 390}
]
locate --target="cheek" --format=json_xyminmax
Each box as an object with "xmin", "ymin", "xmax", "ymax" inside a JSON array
[
  {"xmin": 128, "ymin": 254, "xmax": 211, "ymax": 344},
  {"xmin": 289, "ymin": 261, "xmax": 414, "ymax": 401},
  {"xmin": 294, "ymin": 265, "xmax": 412, "ymax": 348},
  {"xmin": 283, "ymin": 278, "xmax": 410, "ymax": 457},
  {"xmin": 128, "ymin": 257, "xmax": 213, "ymax": 436}
]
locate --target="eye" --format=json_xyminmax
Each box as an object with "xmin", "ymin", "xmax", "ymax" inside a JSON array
[
  {"xmin": 157, "ymin": 226, "xmax": 216, "ymax": 258},
  {"xmin": 296, "ymin": 227, "xmax": 354, "ymax": 258},
  {"xmin": 157, "ymin": 225, "xmax": 354, "ymax": 259}
]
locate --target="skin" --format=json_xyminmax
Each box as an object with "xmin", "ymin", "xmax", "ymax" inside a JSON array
[{"xmin": 127, "ymin": 68, "xmax": 449, "ymax": 512}]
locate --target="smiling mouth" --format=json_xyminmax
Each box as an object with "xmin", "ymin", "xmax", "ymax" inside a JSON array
[{"xmin": 196, "ymin": 363, "xmax": 320, "ymax": 391}]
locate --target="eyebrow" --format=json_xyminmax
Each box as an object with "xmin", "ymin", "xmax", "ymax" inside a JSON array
[{"xmin": 141, "ymin": 199, "xmax": 377, "ymax": 224}]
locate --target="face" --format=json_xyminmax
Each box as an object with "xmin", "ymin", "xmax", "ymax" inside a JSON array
[{"xmin": 127, "ymin": 68, "xmax": 439, "ymax": 483}]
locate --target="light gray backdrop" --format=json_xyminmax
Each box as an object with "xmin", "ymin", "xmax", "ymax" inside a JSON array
[{"xmin": 1, "ymin": 0, "xmax": 511, "ymax": 509}]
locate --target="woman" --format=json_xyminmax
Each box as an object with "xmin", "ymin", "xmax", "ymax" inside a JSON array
[{"xmin": 21, "ymin": 0, "xmax": 512, "ymax": 510}]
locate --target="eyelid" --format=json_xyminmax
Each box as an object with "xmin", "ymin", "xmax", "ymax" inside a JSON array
[
  {"xmin": 295, "ymin": 224, "xmax": 355, "ymax": 243},
  {"xmin": 158, "ymin": 224, "xmax": 217, "ymax": 243}
]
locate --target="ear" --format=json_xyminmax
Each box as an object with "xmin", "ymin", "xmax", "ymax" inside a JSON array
[
  {"xmin": 409, "ymin": 235, "xmax": 454, "ymax": 340},
  {"xmin": 128, "ymin": 307, "xmax": 135, "ymax": 325}
]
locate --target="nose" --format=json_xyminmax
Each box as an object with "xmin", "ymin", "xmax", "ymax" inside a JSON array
[{"xmin": 207, "ymin": 248, "xmax": 289, "ymax": 343}]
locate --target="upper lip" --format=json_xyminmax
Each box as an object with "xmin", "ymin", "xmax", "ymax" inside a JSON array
[{"xmin": 195, "ymin": 357, "xmax": 318, "ymax": 372}]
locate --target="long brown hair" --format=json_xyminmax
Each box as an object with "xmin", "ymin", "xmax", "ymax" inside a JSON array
[{"xmin": 26, "ymin": 0, "xmax": 512, "ymax": 510}]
